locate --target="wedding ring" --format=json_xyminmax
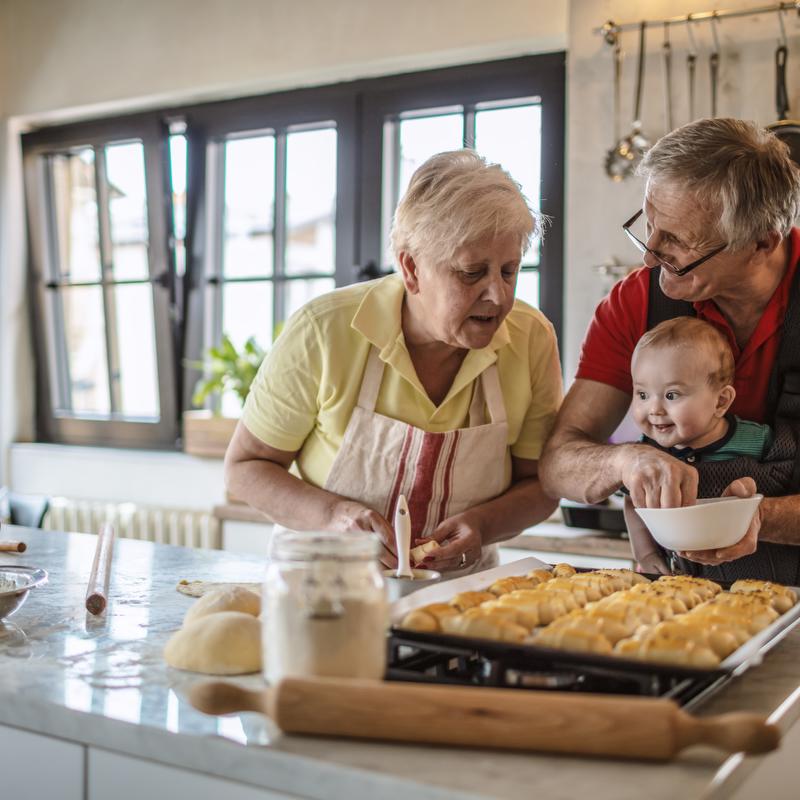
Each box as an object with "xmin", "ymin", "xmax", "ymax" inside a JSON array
[{"xmin": 459, "ymin": 552, "xmax": 467, "ymax": 568}]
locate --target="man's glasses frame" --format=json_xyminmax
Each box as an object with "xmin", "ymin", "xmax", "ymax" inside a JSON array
[{"xmin": 622, "ymin": 209, "xmax": 727, "ymax": 276}]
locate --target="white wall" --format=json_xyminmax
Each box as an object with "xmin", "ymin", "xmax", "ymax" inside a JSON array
[
  {"xmin": 3, "ymin": 0, "xmax": 799, "ymax": 506},
  {"xmin": 0, "ymin": 0, "xmax": 567, "ymax": 501},
  {"xmin": 564, "ymin": 0, "xmax": 800, "ymax": 378}
]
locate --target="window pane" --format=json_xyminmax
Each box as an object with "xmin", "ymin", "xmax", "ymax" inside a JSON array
[
  {"xmin": 114, "ymin": 284, "xmax": 159, "ymax": 418},
  {"xmin": 106, "ymin": 141, "xmax": 149, "ymax": 280},
  {"xmin": 169, "ymin": 134, "xmax": 187, "ymax": 277},
  {"xmin": 220, "ymin": 281, "xmax": 273, "ymax": 418},
  {"xmin": 381, "ymin": 110, "xmax": 463, "ymax": 268},
  {"xmin": 396, "ymin": 112, "xmax": 463, "ymax": 200},
  {"xmin": 51, "ymin": 148, "xmax": 101, "ymax": 282},
  {"xmin": 284, "ymin": 277, "xmax": 336, "ymax": 321},
  {"xmin": 515, "ymin": 268, "xmax": 540, "ymax": 309},
  {"xmin": 475, "ymin": 103, "xmax": 542, "ymax": 266},
  {"xmin": 285, "ymin": 127, "xmax": 336, "ymax": 276},
  {"xmin": 222, "ymin": 281, "xmax": 273, "ymax": 352},
  {"xmin": 223, "ymin": 136, "xmax": 275, "ymax": 278},
  {"xmin": 61, "ymin": 285, "xmax": 109, "ymax": 414}
]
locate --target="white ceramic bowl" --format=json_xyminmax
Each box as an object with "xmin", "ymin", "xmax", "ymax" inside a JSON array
[
  {"xmin": 634, "ymin": 494, "xmax": 763, "ymax": 552},
  {"xmin": 382, "ymin": 568, "xmax": 441, "ymax": 602}
]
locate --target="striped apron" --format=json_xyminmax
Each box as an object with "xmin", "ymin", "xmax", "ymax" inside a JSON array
[{"xmin": 324, "ymin": 345, "xmax": 511, "ymax": 575}]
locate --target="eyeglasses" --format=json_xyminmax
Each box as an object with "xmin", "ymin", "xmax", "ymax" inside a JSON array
[{"xmin": 622, "ymin": 209, "xmax": 728, "ymax": 276}]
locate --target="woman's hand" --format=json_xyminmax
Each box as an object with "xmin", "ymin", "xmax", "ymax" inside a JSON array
[
  {"xmin": 329, "ymin": 499, "xmax": 397, "ymax": 568},
  {"xmin": 420, "ymin": 512, "xmax": 484, "ymax": 572},
  {"xmin": 678, "ymin": 477, "xmax": 761, "ymax": 565}
]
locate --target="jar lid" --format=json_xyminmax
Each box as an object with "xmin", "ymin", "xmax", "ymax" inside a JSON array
[{"xmin": 270, "ymin": 529, "xmax": 382, "ymax": 562}]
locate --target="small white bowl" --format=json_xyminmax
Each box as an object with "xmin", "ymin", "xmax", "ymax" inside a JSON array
[
  {"xmin": 382, "ymin": 568, "xmax": 441, "ymax": 602},
  {"xmin": 634, "ymin": 494, "xmax": 763, "ymax": 552}
]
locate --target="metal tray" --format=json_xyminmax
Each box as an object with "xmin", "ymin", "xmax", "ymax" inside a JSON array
[{"xmin": 389, "ymin": 558, "xmax": 800, "ymax": 680}]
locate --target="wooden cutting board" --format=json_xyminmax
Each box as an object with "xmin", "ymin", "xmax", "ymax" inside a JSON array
[{"xmin": 190, "ymin": 676, "xmax": 780, "ymax": 760}]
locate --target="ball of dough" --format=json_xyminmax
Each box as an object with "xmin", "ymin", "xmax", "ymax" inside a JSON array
[
  {"xmin": 164, "ymin": 611, "xmax": 262, "ymax": 675},
  {"xmin": 183, "ymin": 586, "xmax": 261, "ymax": 626}
]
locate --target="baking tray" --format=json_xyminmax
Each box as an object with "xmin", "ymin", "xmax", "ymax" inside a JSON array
[{"xmin": 389, "ymin": 556, "xmax": 800, "ymax": 680}]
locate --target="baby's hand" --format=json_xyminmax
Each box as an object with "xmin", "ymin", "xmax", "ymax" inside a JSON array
[{"xmin": 637, "ymin": 551, "xmax": 670, "ymax": 575}]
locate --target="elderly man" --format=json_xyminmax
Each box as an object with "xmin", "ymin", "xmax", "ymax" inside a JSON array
[{"xmin": 540, "ymin": 118, "xmax": 800, "ymax": 582}]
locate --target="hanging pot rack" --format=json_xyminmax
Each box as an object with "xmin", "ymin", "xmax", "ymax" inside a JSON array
[{"xmin": 594, "ymin": 2, "xmax": 799, "ymax": 36}]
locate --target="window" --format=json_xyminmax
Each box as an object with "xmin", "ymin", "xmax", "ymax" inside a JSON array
[
  {"xmin": 24, "ymin": 116, "xmax": 177, "ymax": 447},
  {"xmin": 22, "ymin": 54, "xmax": 564, "ymax": 448}
]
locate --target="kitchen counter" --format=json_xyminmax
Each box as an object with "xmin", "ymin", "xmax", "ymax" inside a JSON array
[
  {"xmin": 1, "ymin": 529, "xmax": 799, "ymax": 800},
  {"xmin": 213, "ymin": 502, "xmax": 634, "ymax": 562}
]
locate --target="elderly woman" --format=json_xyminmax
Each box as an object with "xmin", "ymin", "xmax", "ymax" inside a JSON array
[{"xmin": 225, "ymin": 150, "xmax": 562, "ymax": 573}]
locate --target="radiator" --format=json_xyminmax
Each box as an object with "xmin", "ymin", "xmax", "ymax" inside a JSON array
[{"xmin": 43, "ymin": 496, "xmax": 221, "ymax": 550}]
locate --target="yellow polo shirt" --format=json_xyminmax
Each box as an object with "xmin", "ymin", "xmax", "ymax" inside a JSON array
[{"xmin": 242, "ymin": 274, "xmax": 563, "ymax": 490}]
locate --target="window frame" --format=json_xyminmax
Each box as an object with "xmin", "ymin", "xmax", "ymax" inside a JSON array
[
  {"xmin": 358, "ymin": 54, "xmax": 565, "ymax": 339},
  {"xmin": 173, "ymin": 85, "xmax": 359, "ymax": 404},
  {"xmin": 21, "ymin": 53, "xmax": 565, "ymax": 449},
  {"xmin": 23, "ymin": 113, "xmax": 179, "ymax": 448}
]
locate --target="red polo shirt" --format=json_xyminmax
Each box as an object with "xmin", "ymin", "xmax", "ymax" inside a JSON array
[{"xmin": 576, "ymin": 228, "xmax": 800, "ymax": 424}]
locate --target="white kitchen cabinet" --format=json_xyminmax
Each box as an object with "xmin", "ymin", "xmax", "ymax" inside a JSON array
[
  {"xmin": 0, "ymin": 723, "xmax": 84, "ymax": 800},
  {"xmin": 88, "ymin": 748, "xmax": 302, "ymax": 800}
]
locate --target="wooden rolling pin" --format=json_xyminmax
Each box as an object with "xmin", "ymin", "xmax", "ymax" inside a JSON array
[{"xmin": 189, "ymin": 677, "xmax": 780, "ymax": 760}]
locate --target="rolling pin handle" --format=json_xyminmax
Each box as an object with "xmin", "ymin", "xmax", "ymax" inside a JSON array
[{"xmin": 674, "ymin": 710, "xmax": 780, "ymax": 755}]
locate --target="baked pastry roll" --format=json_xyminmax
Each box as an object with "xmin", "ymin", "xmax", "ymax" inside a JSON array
[
  {"xmin": 525, "ymin": 568, "xmax": 554, "ymax": 584},
  {"xmin": 551, "ymin": 563, "xmax": 577, "ymax": 578},
  {"xmin": 628, "ymin": 583, "xmax": 689, "ymax": 614},
  {"xmin": 731, "ymin": 579, "xmax": 797, "ymax": 612},
  {"xmin": 543, "ymin": 610, "xmax": 625, "ymax": 644},
  {"xmin": 400, "ymin": 603, "xmax": 459, "ymax": 632},
  {"xmin": 544, "ymin": 578, "xmax": 591, "ymax": 606},
  {"xmin": 595, "ymin": 568, "xmax": 650, "ymax": 587},
  {"xmin": 728, "ymin": 588, "xmax": 794, "ymax": 614},
  {"xmin": 690, "ymin": 602, "xmax": 777, "ymax": 635},
  {"xmin": 615, "ymin": 632, "xmax": 720, "ymax": 668},
  {"xmin": 648, "ymin": 619, "xmax": 739, "ymax": 658},
  {"xmin": 567, "ymin": 574, "xmax": 615, "ymax": 600},
  {"xmin": 479, "ymin": 600, "xmax": 539, "ymax": 630},
  {"xmin": 495, "ymin": 590, "xmax": 569, "ymax": 625},
  {"xmin": 449, "ymin": 590, "xmax": 497, "ymax": 611},
  {"xmin": 681, "ymin": 610, "xmax": 750, "ymax": 646},
  {"xmin": 441, "ymin": 610, "xmax": 528, "ymax": 642},
  {"xmin": 534, "ymin": 625, "xmax": 613, "ymax": 655},
  {"xmin": 487, "ymin": 576, "xmax": 540, "ymax": 596},
  {"xmin": 650, "ymin": 579, "xmax": 704, "ymax": 608},
  {"xmin": 656, "ymin": 575, "xmax": 721, "ymax": 601}
]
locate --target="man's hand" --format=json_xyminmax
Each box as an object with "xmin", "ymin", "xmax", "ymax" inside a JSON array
[
  {"xmin": 679, "ymin": 477, "xmax": 762, "ymax": 565},
  {"xmin": 622, "ymin": 445, "xmax": 699, "ymax": 508}
]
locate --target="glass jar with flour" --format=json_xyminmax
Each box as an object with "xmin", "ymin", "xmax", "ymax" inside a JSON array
[{"xmin": 263, "ymin": 530, "xmax": 388, "ymax": 684}]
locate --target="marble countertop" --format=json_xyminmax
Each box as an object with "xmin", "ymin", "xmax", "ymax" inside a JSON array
[{"xmin": 1, "ymin": 529, "xmax": 799, "ymax": 800}]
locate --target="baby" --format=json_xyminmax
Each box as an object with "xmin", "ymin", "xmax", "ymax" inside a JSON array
[{"xmin": 624, "ymin": 317, "xmax": 772, "ymax": 573}]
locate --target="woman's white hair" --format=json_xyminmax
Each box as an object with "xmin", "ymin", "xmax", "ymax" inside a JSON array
[
  {"xmin": 390, "ymin": 150, "xmax": 541, "ymax": 264},
  {"xmin": 639, "ymin": 118, "xmax": 800, "ymax": 251}
]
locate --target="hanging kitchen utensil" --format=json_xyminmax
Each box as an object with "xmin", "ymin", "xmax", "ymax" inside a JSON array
[
  {"xmin": 662, "ymin": 22, "xmax": 674, "ymax": 131},
  {"xmin": 603, "ymin": 23, "xmax": 627, "ymax": 180},
  {"xmin": 605, "ymin": 21, "xmax": 650, "ymax": 181},
  {"xmin": 767, "ymin": 9, "xmax": 800, "ymax": 166},
  {"xmin": 709, "ymin": 13, "xmax": 721, "ymax": 118},
  {"xmin": 686, "ymin": 16, "xmax": 698, "ymax": 122}
]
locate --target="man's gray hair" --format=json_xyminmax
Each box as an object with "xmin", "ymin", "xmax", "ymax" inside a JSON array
[
  {"xmin": 390, "ymin": 150, "xmax": 541, "ymax": 264},
  {"xmin": 639, "ymin": 118, "xmax": 800, "ymax": 251}
]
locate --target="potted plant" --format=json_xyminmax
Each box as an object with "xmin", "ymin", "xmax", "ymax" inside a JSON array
[{"xmin": 182, "ymin": 334, "xmax": 266, "ymax": 458}]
